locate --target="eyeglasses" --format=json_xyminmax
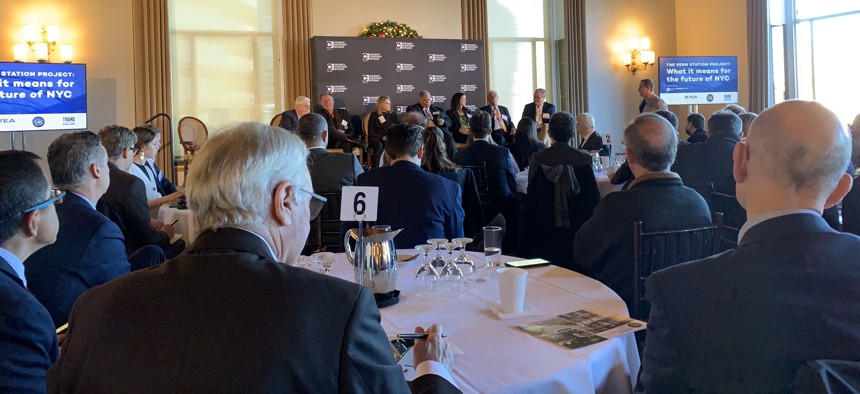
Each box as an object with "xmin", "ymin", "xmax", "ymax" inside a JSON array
[
  {"xmin": 24, "ymin": 188, "xmax": 65, "ymax": 213},
  {"xmin": 298, "ymin": 188, "xmax": 327, "ymax": 220}
]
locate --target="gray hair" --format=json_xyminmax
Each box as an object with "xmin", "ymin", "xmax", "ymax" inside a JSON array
[
  {"xmin": 402, "ymin": 112, "xmax": 427, "ymax": 126},
  {"xmin": 98, "ymin": 125, "xmax": 136, "ymax": 159},
  {"xmin": 297, "ymin": 113, "xmax": 327, "ymax": 142},
  {"xmin": 576, "ymin": 113, "xmax": 595, "ymax": 131},
  {"xmin": 418, "ymin": 90, "xmax": 430, "ymax": 98},
  {"xmin": 294, "ymin": 96, "xmax": 310, "ymax": 106},
  {"xmin": 624, "ymin": 114, "xmax": 678, "ymax": 172},
  {"xmin": 186, "ymin": 122, "xmax": 310, "ymax": 233},
  {"xmin": 534, "ymin": 88, "xmax": 546, "ymax": 96},
  {"xmin": 48, "ymin": 131, "xmax": 107, "ymax": 189}
]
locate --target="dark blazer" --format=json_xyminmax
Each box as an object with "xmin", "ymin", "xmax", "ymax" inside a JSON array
[
  {"xmin": 434, "ymin": 167, "xmax": 484, "ymax": 239},
  {"xmin": 639, "ymin": 214, "xmax": 860, "ymax": 393},
  {"xmin": 672, "ymin": 131, "xmax": 742, "ymax": 191},
  {"xmin": 0, "ymin": 256, "xmax": 58, "ymax": 394},
  {"xmin": 366, "ymin": 111, "xmax": 398, "ymax": 141},
  {"xmin": 25, "ymin": 193, "xmax": 131, "ymax": 327},
  {"xmin": 405, "ymin": 103, "xmax": 452, "ymax": 134},
  {"xmin": 47, "ymin": 228, "xmax": 459, "ymax": 393},
  {"xmin": 479, "ymin": 104, "xmax": 516, "ymax": 136},
  {"xmin": 98, "ymin": 163, "xmax": 171, "ymax": 254},
  {"xmin": 527, "ymin": 142, "xmax": 591, "ymax": 182},
  {"xmin": 578, "ymin": 131, "xmax": 608, "ymax": 155},
  {"xmin": 357, "ymin": 161, "xmax": 464, "ymax": 249},
  {"xmin": 521, "ymin": 102, "xmax": 557, "ymax": 124},
  {"xmin": 149, "ymin": 161, "xmax": 177, "ymax": 196},
  {"xmin": 317, "ymin": 107, "xmax": 355, "ymax": 149},
  {"xmin": 573, "ymin": 175, "xmax": 712, "ymax": 312},
  {"xmin": 455, "ymin": 140, "xmax": 518, "ymax": 218},
  {"xmin": 843, "ymin": 175, "xmax": 860, "ymax": 236},
  {"xmin": 277, "ymin": 109, "xmax": 300, "ymax": 132},
  {"xmin": 308, "ymin": 147, "xmax": 363, "ymax": 193},
  {"xmin": 686, "ymin": 128, "xmax": 707, "ymax": 143},
  {"xmin": 446, "ymin": 108, "xmax": 472, "ymax": 143}
]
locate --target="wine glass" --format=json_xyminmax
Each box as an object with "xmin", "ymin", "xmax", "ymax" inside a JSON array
[
  {"xmin": 414, "ymin": 244, "xmax": 437, "ymax": 301},
  {"xmin": 294, "ymin": 255, "xmax": 312, "ymax": 269},
  {"xmin": 312, "ymin": 252, "xmax": 336, "ymax": 275},
  {"xmin": 438, "ymin": 242, "xmax": 464, "ymax": 299},
  {"xmin": 452, "ymin": 237, "xmax": 476, "ymax": 289},
  {"xmin": 427, "ymin": 238, "xmax": 448, "ymax": 273}
]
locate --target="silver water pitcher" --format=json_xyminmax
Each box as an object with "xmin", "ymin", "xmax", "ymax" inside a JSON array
[{"xmin": 343, "ymin": 226, "xmax": 402, "ymax": 294}]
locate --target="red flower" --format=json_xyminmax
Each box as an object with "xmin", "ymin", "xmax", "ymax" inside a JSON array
[{"xmin": 379, "ymin": 33, "xmax": 385, "ymax": 37}]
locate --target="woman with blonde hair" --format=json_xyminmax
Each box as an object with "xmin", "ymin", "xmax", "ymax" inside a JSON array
[{"xmin": 366, "ymin": 96, "xmax": 398, "ymax": 168}]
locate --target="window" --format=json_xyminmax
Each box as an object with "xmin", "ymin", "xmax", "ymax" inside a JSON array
[
  {"xmin": 168, "ymin": 0, "xmax": 281, "ymax": 132},
  {"xmin": 771, "ymin": 1, "xmax": 860, "ymax": 125}
]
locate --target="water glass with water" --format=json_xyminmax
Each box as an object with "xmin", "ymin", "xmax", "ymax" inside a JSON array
[{"xmin": 483, "ymin": 226, "xmax": 503, "ymax": 268}]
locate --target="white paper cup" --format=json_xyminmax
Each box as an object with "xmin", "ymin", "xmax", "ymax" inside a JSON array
[{"xmin": 496, "ymin": 267, "xmax": 528, "ymax": 314}]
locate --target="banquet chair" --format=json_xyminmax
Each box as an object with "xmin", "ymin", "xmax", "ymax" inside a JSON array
[
  {"xmin": 177, "ymin": 116, "xmax": 209, "ymax": 186},
  {"xmin": 711, "ymin": 191, "xmax": 746, "ymax": 251},
  {"xmin": 461, "ymin": 162, "xmax": 490, "ymax": 210},
  {"xmin": 269, "ymin": 113, "xmax": 282, "ymax": 127},
  {"xmin": 304, "ymin": 192, "xmax": 343, "ymax": 254},
  {"xmin": 632, "ymin": 212, "xmax": 723, "ymax": 321}
]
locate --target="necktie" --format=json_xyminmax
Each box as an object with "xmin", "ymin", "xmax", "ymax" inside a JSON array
[{"xmin": 536, "ymin": 105, "xmax": 543, "ymax": 125}]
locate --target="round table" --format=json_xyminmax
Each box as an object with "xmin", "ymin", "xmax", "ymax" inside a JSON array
[{"xmin": 516, "ymin": 170, "xmax": 622, "ymax": 198}]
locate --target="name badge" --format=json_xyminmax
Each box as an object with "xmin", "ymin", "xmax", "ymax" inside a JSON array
[
  {"xmin": 432, "ymin": 111, "xmax": 440, "ymax": 116},
  {"xmin": 466, "ymin": 113, "xmax": 472, "ymax": 119},
  {"xmin": 378, "ymin": 115, "xmax": 386, "ymax": 124},
  {"xmin": 341, "ymin": 119, "xmax": 349, "ymax": 127},
  {"xmin": 502, "ymin": 115, "xmax": 509, "ymax": 121},
  {"xmin": 542, "ymin": 113, "xmax": 550, "ymax": 119}
]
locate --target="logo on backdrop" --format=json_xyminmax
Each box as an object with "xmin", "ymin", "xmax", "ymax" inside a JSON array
[
  {"xmin": 362, "ymin": 53, "xmax": 382, "ymax": 62},
  {"xmin": 362, "ymin": 96, "xmax": 380, "ymax": 105},
  {"xmin": 395, "ymin": 42, "xmax": 415, "ymax": 51},
  {"xmin": 395, "ymin": 63, "xmax": 415, "ymax": 72},
  {"xmin": 428, "ymin": 75, "xmax": 447, "ymax": 84},
  {"xmin": 325, "ymin": 85, "xmax": 348, "ymax": 93},
  {"xmin": 326, "ymin": 63, "xmax": 348, "ymax": 72},
  {"xmin": 428, "ymin": 54, "xmax": 447, "ymax": 63},
  {"xmin": 395, "ymin": 84, "xmax": 415, "ymax": 93},
  {"xmin": 0, "ymin": 118, "xmax": 15, "ymax": 124},
  {"xmin": 362, "ymin": 74, "xmax": 382, "ymax": 83},
  {"xmin": 706, "ymin": 94, "xmax": 714, "ymax": 102},
  {"xmin": 431, "ymin": 96, "xmax": 446, "ymax": 104},
  {"xmin": 466, "ymin": 105, "xmax": 478, "ymax": 111},
  {"xmin": 396, "ymin": 105, "xmax": 408, "ymax": 114},
  {"xmin": 460, "ymin": 64, "xmax": 478, "ymax": 72},
  {"xmin": 62, "ymin": 116, "xmax": 76, "ymax": 126},
  {"xmin": 460, "ymin": 43, "xmax": 479, "ymax": 52},
  {"xmin": 32, "ymin": 116, "xmax": 45, "ymax": 127},
  {"xmin": 460, "ymin": 84, "xmax": 478, "ymax": 92},
  {"xmin": 325, "ymin": 41, "xmax": 348, "ymax": 50}
]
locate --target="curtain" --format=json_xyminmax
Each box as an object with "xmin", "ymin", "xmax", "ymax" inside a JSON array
[
  {"xmin": 563, "ymin": 0, "xmax": 588, "ymax": 114},
  {"xmin": 283, "ymin": 0, "xmax": 314, "ymax": 105},
  {"xmin": 133, "ymin": 0, "xmax": 174, "ymax": 181},
  {"xmin": 747, "ymin": 0, "xmax": 770, "ymax": 113},
  {"xmin": 461, "ymin": 0, "xmax": 489, "ymax": 99}
]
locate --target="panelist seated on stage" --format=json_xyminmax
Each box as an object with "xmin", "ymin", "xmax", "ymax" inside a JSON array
[
  {"xmin": 129, "ymin": 125, "xmax": 184, "ymax": 214},
  {"xmin": 0, "ymin": 151, "xmax": 59, "ymax": 394},
  {"xmin": 574, "ymin": 114, "xmax": 711, "ymax": 312},
  {"xmin": 446, "ymin": 92, "xmax": 473, "ymax": 144},
  {"xmin": 639, "ymin": 101, "xmax": 860, "ymax": 392},
  {"xmin": 480, "ymin": 89, "xmax": 515, "ymax": 145},
  {"xmin": 316, "ymin": 92, "xmax": 358, "ymax": 151},
  {"xmin": 278, "ymin": 95, "xmax": 312, "ymax": 132},
  {"xmin": 358, "ymin": 123, "xmax": 465, "ymax": 249},
  {"xmin": 298, "ymin": 113, "xmax": 364, "ymax": 193},
  {"xmin": 521, "ymin": 88, "xmax": 556, "ymax": 127},
  {"xmin": 365, "ymin": 96, "xmax": 398, "ymax": 168},
  {"xmin": 406, "ymin": 91, "xmax": 456, "ymax": 155},
  {"xmin": 48, "ymin": 122, "xmax": 461, "ymax": 393}
]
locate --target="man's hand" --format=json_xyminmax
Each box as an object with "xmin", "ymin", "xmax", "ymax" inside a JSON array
[
  {"xmin": 413, "ymin": 324, "xmax": 454, "ymax": 371},
  {"xmin": 458, "ymin": 128, "xmax": 469, "ymax": 135},
  {"xmin": 435, "ymin": 118, "xmax": 445, "ymax": 126},
  {"xmin": 161, "ymin": 224, "xmax": 176, "ymax": 238},
  {"xmin": 151, "ymin": 219, "xmax": 165, "ymax": 229},
  {"xmin": 425, "ymin": 120, "xmax": 436, "ymax": 129}
]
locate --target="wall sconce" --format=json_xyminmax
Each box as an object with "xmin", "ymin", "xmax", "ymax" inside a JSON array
[
  {"xmin": 623, "ymin": 37, "xmax": 655, "ymax": 75},
  {"xmin": 14, "ymin": 24, "xmax": 73, "ymax": 63}
]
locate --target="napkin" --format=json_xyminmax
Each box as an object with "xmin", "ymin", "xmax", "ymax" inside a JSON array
[{"xmin": 486, "ymin": 300, "xmax": 542, "ymax": 320}]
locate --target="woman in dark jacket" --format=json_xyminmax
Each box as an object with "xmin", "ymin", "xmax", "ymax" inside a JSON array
[
  {"xmin": 506, "ymin": 118, "xmax": 546, "ymax": 170},
  {"xmin": 365, "ymin": 96, "xmax": 398, "ymax": 168},
  {"xmin": 446, "ymin": 92, "xmax": 472, "ymax": 144}
]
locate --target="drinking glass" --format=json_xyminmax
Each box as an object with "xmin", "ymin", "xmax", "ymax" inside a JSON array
[
  {"xmin": 590, "ymin": 151, "xmax": 603, "ymax": 173},
  {"xmin": 482, "ymin": 226, "xmax": 503, "ymax": 268},
  {"xmin": 438, "ymin": 242, "xmax": 464, "ymax": 299},
  {"xmin": 427, "ymin": 238, "xmax": 448, "ymax": 272},
  {"xmin": 414, "ymin": 244, "xmax": 438, "ymax": 301},
  {"xmin": 452, "ymin": 237, "xmax": 475, "ymax": 289},
  {"xmin": 295, "ymin": 255, "xmax": 313, "ymax": 269},
  {"xmin": 312, "ymin": 252, "xmax": 336, "ymax": 275}
]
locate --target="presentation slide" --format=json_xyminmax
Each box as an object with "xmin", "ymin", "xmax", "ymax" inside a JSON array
[
  {"xmin": 0, "ymin": 62, "xmax": 87, "ymax": 132},
  {"xmin": 658, "ymin": 56, "xmax": 738, "ymax": 105}
]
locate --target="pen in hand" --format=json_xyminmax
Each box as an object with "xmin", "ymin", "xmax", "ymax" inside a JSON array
[
  {"xmin": 396, "ymin": 333, "xmax": 448, "ymax": 339},
  {"xmin": 169, "ymin": 219, "xmax": 179, "ymax": 227}
]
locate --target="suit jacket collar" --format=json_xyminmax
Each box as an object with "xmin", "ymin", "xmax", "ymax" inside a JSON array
[
  {"xmin": 0, "ymin": 253, "xmax": 25, "ymax": 288},
  {"xmin": 187, "ymin": 227, "xmax": 277, "ymax": 261},
  {"xmin": 65, "ymin": 192, "xmax": 97, "ymax": 211},
  {"xmin": 627, "ymin": 172, "xmax": 683, "ymax": 189},
  {"xmin": 390, "ymin": 160, "xmax": 421, "ymax": 170},
  {"xmin": 739, "ymin": 213, "xmax": 835, "ymax": 247}
]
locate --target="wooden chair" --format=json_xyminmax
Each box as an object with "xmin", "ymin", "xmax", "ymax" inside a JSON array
[
  {"xmin": 304, "ymin": 192, "xmax": 343, "ymax": 254},
  {"xmin": 632, "ymin": 212, "xmax": 723, "ymax": 321},
  {"xmin": 711, "ymin": 191, "xmax": 746, "ymax": 251},
  {"xmin": 461, "ymin": 162, "xmax": 490, "ymax": 210},
  {"xmin": 270, "ymin": 113, "xmax": 282, "ymax": 127},
  {"xmin": 177, "ymin": 116, "xmax": 209, "ymax": 186}
]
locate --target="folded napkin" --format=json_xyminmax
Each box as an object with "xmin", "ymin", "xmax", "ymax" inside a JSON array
[{"xmin": 486, "ymin": 300, "xmax": 542, "ymax": 320}]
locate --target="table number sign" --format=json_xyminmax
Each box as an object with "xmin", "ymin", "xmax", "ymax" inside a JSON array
[{"xmin": 340, "ymin": 186, "xmax": 379, "ymax": 222}]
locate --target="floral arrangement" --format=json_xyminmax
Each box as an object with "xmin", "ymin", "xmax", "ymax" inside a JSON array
[{"xmin": 359, "ymin": 20, "xmax": 421, "ymax": 38}]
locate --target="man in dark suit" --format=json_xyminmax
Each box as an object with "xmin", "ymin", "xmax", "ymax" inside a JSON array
[
  {"xmin": 574, "ymin": 112, "xmax": 609, "ymax": 155},
  {"xmin": 574, "ymin": 114, "xmax": 712, "ymax": 312},
  {"xmin": 639, "ymin": 100, "xmax": 860, "ymax": 392},
  {"xmin": 479, "ymin": 90, "xmax": 515, "ymax": 145},
  {"xmin": 277, "ymin": 95, "xmax": 311, "ymax": 132},
  {"xmin": 298, "ymin": 113, "xmax": 363, "ymax": 192},
  {"xmin": 0, "ymin": 150, "xmax": 60, "ymax": 393},
  {"xmin": 97, "ymin": 125, "xmax": 183, "ymax": 259},
  {"xmin": 317, "ymin": 92, "xmax": 360, "ymax": 151},
  {"xmin": 25, "ymin": 132, "xmax": 143, "ymax": 328},
  {"xmin": 684, "ymin": 112, "xmax": 707, "ymax": 143},
  {"xmin": 521, "ymin": 88, "xmax": 557, "ymax": 126},
  {"xmin": 358, "ymin": 123, "xmax": 465, "ymax": 249},
  {"xmin": 672, "ymin": 110, "xmax": 742, "ymax": 200},
  {"xmin": 406, "ymin": 90, "xmax": 456, "ymax": 152},
  {"xmin": 48, "ymin": 122, "xmax": 460, "ymax": 393}
]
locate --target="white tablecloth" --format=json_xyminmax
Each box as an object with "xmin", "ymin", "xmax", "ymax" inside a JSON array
[
  {"xmin": 516, "ymin": 170, "xmax": 622, "ymax": 198},
  {"xmin": 327, "ymin": 251, "xmax": 640, "ymax": 393},
  {"xmin": 157, "ymin": 206, "xmax": 196, "ymax": 244}
]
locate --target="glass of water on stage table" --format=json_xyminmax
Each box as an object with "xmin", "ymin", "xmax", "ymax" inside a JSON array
[{"xmin": 483, "ymin": 226, "xmax": 503, "ymax": 267}]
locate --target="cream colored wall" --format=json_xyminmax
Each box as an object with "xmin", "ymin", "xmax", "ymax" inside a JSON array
[
  {"xmin": 675, "ymin": 0, "xmax": 749, "ymax": 119},
  {"xmin": 311, "ymin": 0, "xmax": 462, "ymax": 39},
  {"xmin": 0, "ymin": 0, "xmax": 136, "ymax": 163}
]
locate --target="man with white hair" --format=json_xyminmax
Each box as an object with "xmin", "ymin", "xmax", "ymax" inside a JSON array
[
  {"xmin": 49, "ymin": 122, "xmax": 460, "ymax": 393},
  {"xmin": 277, "ymin": 95, "xmax": 312, "ymax": 132},
  {"xmin": 575, "ymin": 112, "xmax": 608, "ymax": 155},
  {"xmin": 639, "ymin": 100, "xmax": 860, "ymax": 392}
]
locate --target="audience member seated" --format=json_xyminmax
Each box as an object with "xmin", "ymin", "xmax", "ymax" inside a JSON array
[
  {"xmin": 612, "ymin": 110, "xmax": 687, "ymax": 189},
  {"xmin": 366, "ymin": 96, "xmax": 398, "ymax": 168},
  {"xmin": 48, "ymin": 122, "xmax": 460, "ymax": 393},
  {"xmin": 672, "ymin": 110, "xmax": 743, "ymax": 202},
  {"xmin": 446, "ymin": 92, "xmax": 473, "ymax": 144},
  {"xmin": 406, "ymin": 90, "xmax": 456, "ymax": 159},
  {"xmin": 129, "ymin": 125, "xmax": 184, "ymax": 213},
  {"xmin": 723, "ymin": 103, "xmax": 746, "ymax": 115},
  {"xmin": 316, "ymin": 92, "xmax": 359, "ymax": 151},
  {"xmin": 838, "ymin": 113, "xmax": 860, "ymax": 236},
  {"xmin": 0, "ymin": 151, "xmax": 59, "ymax": 393},
  {"xmin": 456, "ymin": 111, "xmax": 519, "ymax": 219},
  {"xmin": 639, "ymin": 100, "xmax": 860, "ymax": 392},
  {"xmin": 506, "ymin": 118, "xmax": 546, "ymax": 171},
  {"xmin": 97, "ymin": 125, "xmax": 184, "ymax": 259},
  {"xmin": 574, "ymin": 114, "xmax": 711, "ymax": 312},
  {"xmin": 278, "ymin": 96, "xmax": 312, "ymax": 132},
  {"xmin": 422, "ymin": 128, "xmax": 484, "ymax": 239},
  {"xmin": 134, "ymin": 124, "xmax": 179, "ymax": 197},
  {"xmin": 575, "ymin": 112, "xmax": 608, "ymax": 155},
  {"xmin": 638, "ymin": 78, "xmax": 668, "ymax": 113},
  {"xmin": 25, "ymin": 132, "xmax": 161, "ymax": 328},
  {"xmin": 298, "ymin": 113, "xmax": 364, "ymax": 193},
  {"xmin": 528, "ymin": 112, "xmax": 593, "ymax": 183},
  {"xmin": 358, "ymin": 123, "xmax": 464, "ymax": 249},
  {"xmin": 521, "ymin": 88, "xmax": 556, "ymax": 127},
  {"xmin": 684, "ymin": 113, "xmax": 707, "ymax": 143},
  {"xmin": 480, "ymin": 90, "xmax": 515, "ymax": 144},
  {"xmin": 739, "ymin": 112, "xmax": 758, "ymax": 137}
]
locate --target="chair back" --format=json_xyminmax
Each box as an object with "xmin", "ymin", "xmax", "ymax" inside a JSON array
[
  {"xmin": 270, "ymin": 113, "xmax": 282, "ymax": 127},
  {"xmin": 461, "ymin": 162, "xmax": 490, "ymax": 208},
  {"xmin": 306, "ymin": 191, "xmax": 344, "ymax": 253},
  {"xmin": 632, "ymin": 212, "xmax": 722, "ymax": 320},
  {"xmin": 711, "ymin": 191, "xmax": 745, "ymax": 251},
  {"xmin": 177, "ymin": 116, "xmax": 209, "ymax": 155}
]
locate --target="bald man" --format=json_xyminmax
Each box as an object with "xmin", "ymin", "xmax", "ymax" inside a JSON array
[
  {"xmin": 573, "ymin": 114, "xmax": 711, "ymax": 313},
  {"xmin": 639, "ymin": 101, "xmax": 860, "ymax": 392}
]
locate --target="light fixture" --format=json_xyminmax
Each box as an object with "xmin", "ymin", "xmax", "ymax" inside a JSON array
[
  {"xmin": 14, "ymin": 24, "xmax": 73, "ymax": 63},
  {"xmin": 623, "ymin": 37, "xmax": 655, "ymax": 75}
]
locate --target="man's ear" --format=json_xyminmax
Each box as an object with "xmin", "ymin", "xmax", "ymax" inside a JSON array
[
  {"xmin": 624, "ymin": 147, "xmax": 634, "ymax": 166},
  {"xmin": 321, "ymin": 130, "xmax": 328, "ymax": 146},
  {"xmin": 21, "ymin": 210, "xmax": 40, "ymax": 238},
  {"xmin": 417, "ymin": 148, "xmax": 424, "ymax": 160},
  {"xmin": 90, "ymin": 162, "xmax": 103, "ymax": 179},
  {"xmin": 824, "ymin": 172, "xmax": 853, "ymax": 209},
  {"xmin": 271, "ymin": 181, "xmax": 294, "ymax": 227},
  {"xmin": 732, "ymin": 142, "xmax": 749, "ymax": 184}
]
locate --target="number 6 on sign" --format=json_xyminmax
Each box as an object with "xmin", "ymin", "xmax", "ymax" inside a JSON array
[{"xmin": 340, "ymin": 186, "xmax": 379, "ymax": 222}]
